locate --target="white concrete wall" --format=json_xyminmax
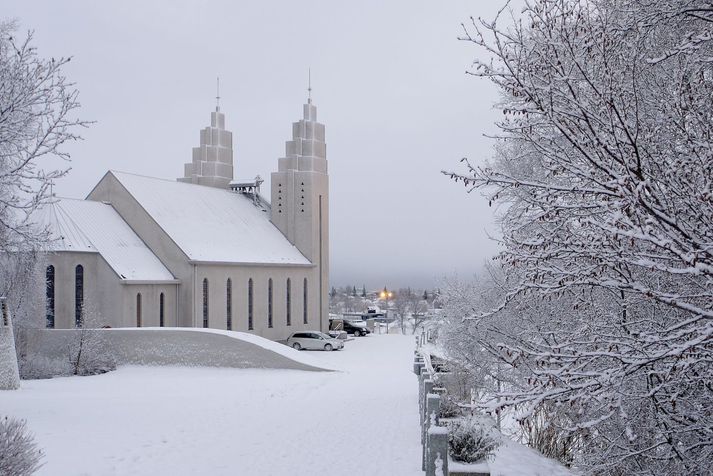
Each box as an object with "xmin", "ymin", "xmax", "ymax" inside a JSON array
[
  {"xmin": 44, "ymin": 251, "xmax": 178, "ymax": 329},
  {"xmin": 192, "ymin": 264, "xmax": 320, "ymax": 341},
  {"xmin": 45, "ymin": 251, "xmax": 106, "ymax": 327},
  {"xmin": 122, "ymin": 284, "xmax": 178, "ymax": 328}
]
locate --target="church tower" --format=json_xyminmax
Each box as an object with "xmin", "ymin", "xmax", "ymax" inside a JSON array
[
  {"xmin": 178, "ymin": 86, "xmax": 234, "ymax": 188},
  {"xmin": 271, "ymin": 94, "xmax": 329, "ymax": 329}
]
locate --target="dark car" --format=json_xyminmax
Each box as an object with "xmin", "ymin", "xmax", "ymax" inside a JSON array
[{"xmin": 342, "ymin": 319, "xmax": 371, "ymax": 337}]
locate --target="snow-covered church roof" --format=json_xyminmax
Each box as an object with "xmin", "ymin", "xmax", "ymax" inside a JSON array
[
  {"xmin": 106, "ymin": 171, "xmax": 311, "ymax": 266},
  {"xmin": 35, "ymin": 198, "xmax": 177, "ymax": 282}
]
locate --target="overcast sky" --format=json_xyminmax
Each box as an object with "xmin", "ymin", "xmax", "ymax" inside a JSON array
[{"xmin": 6, "ymin": 0, "xmax": 505, "ymax": 290}]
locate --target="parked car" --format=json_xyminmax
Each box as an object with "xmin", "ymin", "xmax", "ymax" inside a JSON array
[
  {"xmin": 287, "ymin": 332, "xmax": 344, "ymax": 351},
  {"xmin": 342, "ymin": 319, "xmax": 371, "ymax": 337}
]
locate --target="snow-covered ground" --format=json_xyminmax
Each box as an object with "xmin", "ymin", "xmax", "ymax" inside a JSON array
[{"xmin": 0, "ymin": 334, "xmax": 423, "ymax": 476}]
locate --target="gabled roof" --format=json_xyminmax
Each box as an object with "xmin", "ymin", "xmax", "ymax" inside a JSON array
[
  {"xmin": 108, "ymin": 171, "xmax": 311, "ymax": 266},
  {"xmin": 35, "ymin": 198, "xmax": 177, "ymax": 282}
]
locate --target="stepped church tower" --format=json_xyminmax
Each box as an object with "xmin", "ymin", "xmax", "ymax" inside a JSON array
[
  {"xmin": 177, "ymin": 99, "xmax": 234, "ymax": 188},
  {"xmin": 271, "ymin": 95, "xmax": 329, "ymax": 328}
]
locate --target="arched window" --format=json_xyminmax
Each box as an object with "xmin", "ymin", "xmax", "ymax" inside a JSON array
[
  {"xmin": 268, "ymin": 278, "xmax": 273, "ymax": 328},
  {"xmin": 202, "ymin": 278, "xmax": 209, "ymax": 328},
  {"xmin": 286, "ymin": 278, "xmax": 291, "ymax": 326},
  {"xmin": 226, "ymin": 278, "xmax": 232, "ymax": 331},
  {"xmin": 45, "ymin": 265, "xmax": 55, "ymax": 328},
  {"xmin": 159, "ymin": 292, "xmax": 165, "ymax": 327},
  {"xmin": 303, "ymin": 278, "xmax": 308, "ymax": 324},
  {"xmin": 75, "ymin": 265, "xmax": 84, "ymax": 328},
  {"xmin": 248, "ymin": 278, "xmax": 254, "ymax": 330},
  {"xmin": 136, "ymin": 293, "xmax": 142, "ymax": 327}
]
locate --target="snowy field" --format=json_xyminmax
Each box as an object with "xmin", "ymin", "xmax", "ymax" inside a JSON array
[{"xmin": 1, "ymin": 334, "xmax": 423, "ymax": 476}]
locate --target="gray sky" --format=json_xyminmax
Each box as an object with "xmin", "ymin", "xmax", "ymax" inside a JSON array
[{"xmin": 6, "ymin": 0, "xmax": 504, "ymax": 290}]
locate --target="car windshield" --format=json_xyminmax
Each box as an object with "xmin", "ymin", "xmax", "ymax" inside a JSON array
[{"xmin": 316, "ymin": 332, "xmax": 332, "ymax": 339}]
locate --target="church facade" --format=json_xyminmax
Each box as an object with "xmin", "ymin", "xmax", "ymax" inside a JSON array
[{"xmin": 38, "ymin": 95, "xmax": 329, "ymax": 341}]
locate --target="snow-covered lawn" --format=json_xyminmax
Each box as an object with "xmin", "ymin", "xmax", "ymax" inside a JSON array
[{"xmin": 0, "ymin": 334, "xmax": 423, "ymax": 476}]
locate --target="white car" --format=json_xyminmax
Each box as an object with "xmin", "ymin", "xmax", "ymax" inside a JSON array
[{"xmin": 287, "ymin": 332, "xmax": 344, "ymax": 351}]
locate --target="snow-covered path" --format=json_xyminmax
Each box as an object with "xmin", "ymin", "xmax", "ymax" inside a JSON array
[{"xmin": 0, "ymin": 334, "xmax": 422, "ymax": 476}]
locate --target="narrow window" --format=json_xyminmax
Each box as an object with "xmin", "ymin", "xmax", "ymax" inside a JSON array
[
  {"xmin": 303, "ymin": 278, "xmax": 308, "ymax": 324},
  {"xmin": 75, "ymin": 265, "xmax": 84, "ymax": 327},
  {"xmin": 202, "ymin": 278, "xmax": 209, "ymax": 328},
  {"xmin": 268, "ymin": 278, "xmax": 273, "ymax": 328},
  {"xmin": 248, "ymin": 278, "xmax": 254, "ymax": 330},
  {"xmin": 286, "ymin": 278, "xmax": 291, "ymax": 326},
  {"xmin": 46, "ymin": 265, "xmax": 55, "ymax": 328},
  {"xmin": 226, "ymin": 278, "xmax": 232, "ymax": 331},
  {"xmin": 159, "ymin": 292, "xmax": 165, "ymax": 327},
  {"xmin": 136, "ymin": 293, "xmax": 142, "ymax": 327}
]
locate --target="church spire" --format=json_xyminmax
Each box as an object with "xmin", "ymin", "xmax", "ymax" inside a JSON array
[
  {"xmin": 307, "ymin": 68, "xmax": 312, "ymax": 104},
  {"xmin": 216, "ymin": 77, "xmax": 221, "ymax": 112}
]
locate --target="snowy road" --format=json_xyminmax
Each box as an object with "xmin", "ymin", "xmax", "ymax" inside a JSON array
[{"xmin": 0, "ymin": 334, "xmax": 423, "ymax": 476}]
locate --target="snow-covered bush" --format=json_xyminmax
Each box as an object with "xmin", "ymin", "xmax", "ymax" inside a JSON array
[
  {"xmin": 18, "ymin": 354, "xmax": 72, "ymax": 380},
  {"xmin": 0, "ymin": 416, "xmax": 43, "ymax": 475},
  {"xmin": 438, "ymin": 393, "xmax": 463, "ymax": 419},
  {"xmin": 448, "ymin": 416, "xmax": 501, "ymax": 463}
]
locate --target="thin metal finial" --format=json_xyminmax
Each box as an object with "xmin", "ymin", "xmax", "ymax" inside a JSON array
[
  {"xmin": 216, "ymin": 77, "xmax": 221, "ymax": 112},
  {"xmin": 307, "ymin": 68, "xmax": 312, "ymax": 104}
]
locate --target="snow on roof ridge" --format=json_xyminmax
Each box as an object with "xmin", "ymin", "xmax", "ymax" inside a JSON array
[{"xmin": 111, "ymin": 170, "xmax": 236, "ymax": 192}]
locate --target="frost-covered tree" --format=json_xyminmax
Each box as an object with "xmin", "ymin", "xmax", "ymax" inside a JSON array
[
  {"xmin": 0, "ymin": 250, "xmax": 45, "ymax": 331},
  {"xmin": 0, "ymin": 20, "xmax": 87, "ymax": 372},
  {"xmin": 392, "ymin": 288, "xmax": 411, "ymax": 333},
  {"xmin": 444, "ymin": 1, "xmax": 713, "ymax": 473},
  {"xmin": 0, "ymin": 20, "xmax": 86, "ymax": 253},
  {"xmin": 407, "ymin": 291, "xmax": 429, "ymax": 334},
  {"xmin": 68, "ymin": 303, "xmax": 115, "ymax": 376}
]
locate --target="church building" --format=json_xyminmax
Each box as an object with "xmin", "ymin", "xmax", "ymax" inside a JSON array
[{"xmin": 37, "ymin": 93, "xmax": 329, "ymax": 341}]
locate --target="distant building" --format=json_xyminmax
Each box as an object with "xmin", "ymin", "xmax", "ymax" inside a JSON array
[{"xmin": 36, "ymin": 94, "xmax": 329, "ymax": 340}]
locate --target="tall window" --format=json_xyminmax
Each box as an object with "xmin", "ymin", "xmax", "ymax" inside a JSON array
[
  {"xmin": 202, "ymin": 278, "xmax": 209, "ymax": 328},
  {"xmin": 75, "ymin": 265, "xmax": 84, "ymax": 328},
  {"xmin": 45, "ymin": 265, "xmax": 55, "ymax": 328},
  {"xmin": 286, "ymin": 278, "xmax": 291, "ymax": 326},
  {"xmin": 159, "ymin": 292, "xmax": 165, "ymax": 327},
  {"xmin": 136, "ymin": 293, "xmax": 142, "ymax": 327},
  {"xmin": 268, "ymin": 278, "xmax": 273, "ymax": 328},
  {"xmin": 248, "ymin": 278, "xmax": 254, "ymax": 330},
  {"xmin": 303, "ymin": 278, "xmax": 308, "ymax": 324},
  {"xmin": 226, "ymin": 278, "xmax": 232, "ymax": 331}
]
